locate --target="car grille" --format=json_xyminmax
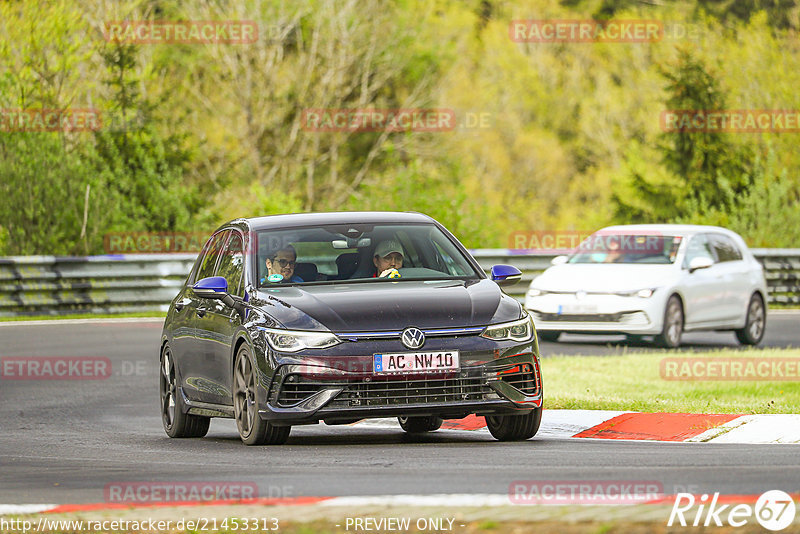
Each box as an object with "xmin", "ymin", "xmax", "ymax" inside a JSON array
[
  {"xmin": 532, "ymin": 310, "xmax": 649, "ymax": 325},
  {"xmin": 534, "ymin": 312, "xmax": 621, "ymax": 322},
  {"xmin": 328, "ymin": 375, "xmax": 495, "ymax": 408},
  {"xmin": 274, "ymin": 360, "xmax": 540, "ymax": 408}
]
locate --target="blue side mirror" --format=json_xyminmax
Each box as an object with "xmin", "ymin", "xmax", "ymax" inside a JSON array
[
  {"xmin": 193, "ymin": 276, "xmax": 229, "ymax": 299},
  {"xmin": 490, "ymin": 264, "xmax": 522, "ymax": 287}
]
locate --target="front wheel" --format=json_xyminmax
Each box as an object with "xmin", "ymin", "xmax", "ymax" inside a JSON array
[
  {"xmin": 398, "ymin": 416, "xmax": 443, "ymax": 433},
  {"xmin": 160, "ymin": 344, "xmax": 210, "ymax": 438},
  {"xmin": 233, "ymin": 346, "xmax": 291, "ymax": 446},
  {"xmin": 655, "ymin": 295, "xmax": 683, "ymax": 348},
  {"xmin": 735, "ymin": 294, "xmax": 766, "ymax": 345},
  {"xmin": 486, "ymin": 408, "xmax": 542, "ymax": 441}
]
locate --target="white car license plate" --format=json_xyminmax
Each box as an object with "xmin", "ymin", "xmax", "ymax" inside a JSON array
[
  {"xmin": 558, "ymin": 304, "xmax": 598, "ymax": 315},
  {"xmin": 373, "ymin": 351, "xmax": 460, "ymax": 374}
]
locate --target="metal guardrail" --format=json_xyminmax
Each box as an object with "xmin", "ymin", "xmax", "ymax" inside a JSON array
[{"xmin": 0, "ymin": 249, "xmax": 798, "ymax": 317}]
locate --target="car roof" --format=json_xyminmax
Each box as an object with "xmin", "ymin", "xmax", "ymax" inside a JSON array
[
  {"xmin": 595, "ymin": 224, "xmax": 741, "ymax": 238},
  {"xmin": 230, "ymin": 211, "xmax": 436, "ymax": 231}
]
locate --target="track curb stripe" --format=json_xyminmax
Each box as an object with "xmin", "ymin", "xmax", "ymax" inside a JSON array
[{"xmin": 573, "ymin": 413, "xmax": 743, "ymax": 441}]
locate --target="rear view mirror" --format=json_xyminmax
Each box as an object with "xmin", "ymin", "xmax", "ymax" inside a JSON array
[
  {"xmin": 491, "ymin": 264, "xmax": 522, "ymax": 287},
  {"xmin": 332, "ymin": 237, "xmax": 371, "ymax": 249},
  {"xmin": 689, "ymin": 256, "xmax": 714, "ymax": 273},
  {"xmin": 193, "ymin": 276, "xmax": 228, "ymax": 298}
]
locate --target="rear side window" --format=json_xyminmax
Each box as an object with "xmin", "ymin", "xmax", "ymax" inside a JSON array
[
  {"xmin": 195, "ymin": 231, "xmax": 229, "ymax": 282},
  {"xmin": 709, "ymin": 234, "xmax": 743, "ymax": 262}
]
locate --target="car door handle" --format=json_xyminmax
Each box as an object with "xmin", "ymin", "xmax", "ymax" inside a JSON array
[
  {"xmin": 196, "ymin": 309, "xmax": 206, "ymax": 318},
  {"xmin": 175, "ymin": 298, "xmax": 191, "ymax": 312}
]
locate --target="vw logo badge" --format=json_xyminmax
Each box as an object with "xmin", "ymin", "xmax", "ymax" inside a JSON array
[{"xmin": 401, "ymin": 327, "xmax": 425, "ymax": 349}]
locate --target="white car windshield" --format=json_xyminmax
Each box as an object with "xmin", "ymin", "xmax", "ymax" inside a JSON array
[{"xmin": 568, "ymin": 234, "xmax": 683, "ymax": 265}]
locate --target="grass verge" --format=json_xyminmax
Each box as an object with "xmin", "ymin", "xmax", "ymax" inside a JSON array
[
  {"xmin": 0, "ymin": 311, "xmax": 166, "ymax": 322},
  {"xmin": 543, "ymin": 347, "xmax": 800, "ymax": 414}
]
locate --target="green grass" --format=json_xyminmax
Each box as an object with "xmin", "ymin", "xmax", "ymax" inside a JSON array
[
  {"xmin": 0, "ymin": 311, "xmax": 166, "ymax": 322},
  {"xmin": 543, "ymin": 348, "xmax": 800, "ymax": 414}
]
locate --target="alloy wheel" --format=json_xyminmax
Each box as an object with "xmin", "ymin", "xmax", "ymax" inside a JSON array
[
  {"xmin": 160, "ymin": 347, "xmax": 177, "ymax": 428},
  {"xmin": 234, "ymin": 350, "xmax": 256, "ymax": 437}
]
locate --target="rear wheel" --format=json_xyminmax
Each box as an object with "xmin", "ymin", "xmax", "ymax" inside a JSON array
[
  {"xmin": 655, "ymin": 295, "xmax": 683, "ymax": 348},
  {"xmin": 160, "ymin": 344, "xmax": 210, "ymax": 438},
  {"xmin": 538, "ymin": 331, "xmax": 561, "ymax": 342},
  {"xmin": 398, "ymin": 416, "xmax": 443, "ymax": 433},
  {"xmin": 735, "ymin": 294, "xmax": 766, "ymax": 345},
  {"xmin": 486, "ymin": 408, "xmax": 542, "ymax": 441},
  {"xmin": 233, "ymin": 346, "xmax": 291, "ymax": 446}
]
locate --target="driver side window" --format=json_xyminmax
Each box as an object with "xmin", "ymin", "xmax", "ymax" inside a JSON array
[
  {"xmin": 683, "ymin": 234, "xmax": 714, "ymax": 269},
  {"xmin": 194, "ymin": 231, "xmax": 229, "ymax": 282}
]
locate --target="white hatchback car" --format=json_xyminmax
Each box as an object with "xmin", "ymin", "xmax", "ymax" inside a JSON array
[{"xmin": 524, "ymin": 225, "xmax": 768, "ymax": 347}]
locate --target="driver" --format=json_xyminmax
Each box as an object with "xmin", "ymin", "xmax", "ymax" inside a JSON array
[
  {"xmin": 372, "ymin": 239, "xmax": 404, "ymax": 277},
  {"xmin": 261, "ymin": 245, "xmax": 304, "ymax": 283}
]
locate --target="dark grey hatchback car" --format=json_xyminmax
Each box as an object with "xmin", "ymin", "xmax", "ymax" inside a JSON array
[{"xmin": 160, "ymin": 212, "xmax": 543, "ymax": 445}]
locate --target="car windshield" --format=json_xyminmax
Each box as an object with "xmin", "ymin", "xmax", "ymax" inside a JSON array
[
  {"xmin": 255, "ymin": 223, "xmax": 481, "ymax": 285},
  {"xmin": 568, "ymin": 234, "xmax": 683, "ymax": 264}
]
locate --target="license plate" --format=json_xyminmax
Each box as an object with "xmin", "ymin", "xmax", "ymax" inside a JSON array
[
  {"xmin": 373, "ymin": 351, "xmax": 460, "ymax": 374},
  {"xmin": 558, "ymin": 304, "xmax": 598, "ymax": 315}
]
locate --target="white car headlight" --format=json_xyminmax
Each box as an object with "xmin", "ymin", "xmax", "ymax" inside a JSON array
[
  {"xmin": 480, "ymin": 317, "xmax": 533, "ymax": 342},
  {"xmin": 527, "ymin": 288, "xmax": 548, "ymax": 297},
  {"xmin": 615, "ymin": 288, "xmax": 656, "ymax": 298},
  {"xmin": 259, "ymin": 328, "xmax": 342, "ymax": 352}
]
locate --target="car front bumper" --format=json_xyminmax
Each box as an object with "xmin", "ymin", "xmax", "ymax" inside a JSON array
[
  {"xmin": 259, "ymin": 350, "xmax": 542, "ymax": 425},
  {"xmin": 525, "ymin": 293, "xmax": 667, "ymax": 334}
]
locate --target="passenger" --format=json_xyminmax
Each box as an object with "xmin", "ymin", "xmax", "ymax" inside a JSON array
[
  {"xmin": 372, "ymin": 239, "xmax": 404, "ymax": 277},
  {"xmin": 262, "ymin": 245, "xmax": 303, "ymax": 283}
]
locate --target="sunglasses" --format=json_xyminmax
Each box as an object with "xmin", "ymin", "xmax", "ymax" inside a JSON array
[{"xmin": 272, "ymin": 258, "xmax": 296, "ymax": 268}]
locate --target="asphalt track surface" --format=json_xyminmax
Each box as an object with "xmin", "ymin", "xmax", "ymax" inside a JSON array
[{"xmin": 0, "ymin": 313, "xmax": 798, "ymax": 505}]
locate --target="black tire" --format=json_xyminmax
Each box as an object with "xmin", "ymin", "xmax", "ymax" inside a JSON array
[
  {"xmin": 735, "ymin": 293, "xmax": 766, "ymax": 345},
  {"xmin": 485, "ymin": 407, "xmax": 542, "ymax": 441},
  {"xmin": 398, "ymin": 416, "xmax": 443, "ymax": 433},
  {"xmin": 233, "ymin": 346, "xmax": 290, "ymax": 446},
  {"xmin": 655, "ymin": 295, "xmax": 683, "ymax": 348},
  {"xmin": 538, "ymin": 331, "xmax": 561, "ymax": 342},
  {"xmin": 160, "ymin": 344, "xmax": 210, "ymax": 438}
]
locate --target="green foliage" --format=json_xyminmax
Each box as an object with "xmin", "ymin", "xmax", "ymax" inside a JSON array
[
  {"xmin": 676, "ymin": 149, "xmax": 800, "ymax": 247},
  {"xmin": 0, "ymin": 0, "xmax": 799, "ymax": 253}
]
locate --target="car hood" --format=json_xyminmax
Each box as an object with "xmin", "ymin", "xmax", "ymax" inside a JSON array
[
  {"xmin": 531, "ymin": 263, "xmax": 678, "ymax": 293},
  {"xmin": 253, "ymin": 279, "xmax": 519, "ymax": 331}
]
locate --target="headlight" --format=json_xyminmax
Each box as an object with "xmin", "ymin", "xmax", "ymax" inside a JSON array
[
  {"xmin": 615, "ymin": 288, "xmax": 656, "ymax": 298},
  {"xmin": 480, "ymin": 317, "xmax": 533, "ymax": 342},
  {"xmin": 259, "ymin": 327, "xmax": 341, "ymax": 352},
  {"xmin": 527, "ymin": 288, "xmax": 548, "ymax": 297}
]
